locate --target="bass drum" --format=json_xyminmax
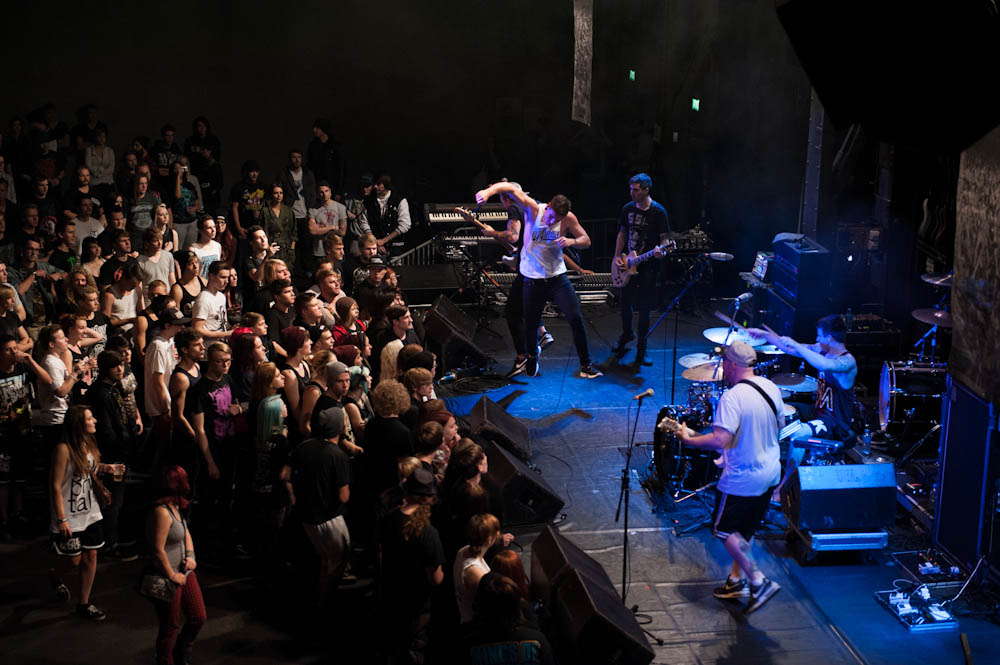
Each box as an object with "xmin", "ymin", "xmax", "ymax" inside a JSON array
[
  {"xmin": 653, "ymin": 405, "xmax": 719, "ymax": 492},
  {"xmin": 879, "ymin": 361, "xmax": 947, "ymax": 435}
]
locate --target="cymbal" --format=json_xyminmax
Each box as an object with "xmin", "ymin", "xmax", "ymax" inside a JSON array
[
  {"xmin": 921, "ymin": 272, "xmax": 952, "ymax": 287},
  {"xmin": 682, "ymin": 362, "xmax": 724, "ymax": 382},
  {"xmin": 912, "ymin": 308, "xmax": 953, "ymax": 327},
  {"xmin": 678, "ymin": 352, "xmax": 713, "ymax": 368},
  {"xmin": 702, "ymin": 327, "xmax": 765, "ymax": 347},
  {"xmin": 756, "ymin": 344, "xmax": 785, "ymax": 355},
  {"xmin": 772, "ymin": 373, "xmax": 818, "ymax": 393},
  {"xmin": 706, "ymin": 252, "xmax": 734, "ymax": 262}
]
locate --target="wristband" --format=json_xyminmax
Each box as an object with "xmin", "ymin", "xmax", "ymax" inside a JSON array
[
  {"xmin": 58, "ymin": 517, "xmax": 68, "ymax": 524},
  {"xmin": 185, "ymin": 550, "xmax": 195, "ymax": 558}
]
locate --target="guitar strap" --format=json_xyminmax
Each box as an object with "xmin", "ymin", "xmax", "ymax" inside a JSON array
[{"xmin": 737, "ymin": 379, "xmax": 779, "ymax": 435}]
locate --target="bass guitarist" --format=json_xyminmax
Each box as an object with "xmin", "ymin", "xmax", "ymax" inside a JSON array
[{"xmin": 613, "ymin": 173, "xmax": 670, "ymax": 365}]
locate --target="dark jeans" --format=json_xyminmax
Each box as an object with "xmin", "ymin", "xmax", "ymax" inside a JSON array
[
  {"xmin": 193, "ymin": 442, "xmax": 236, "ymax": 553},
  {"xmin": 620, "ymin": 265, "xmax": 657, "ymax": 344},
  {"xmin": 102, "ymin": 476, "xmax": 126, "ymax": 548},
  {"xmin": 523, "ymin": 273, "xmax": 590, "ymax": 365}
]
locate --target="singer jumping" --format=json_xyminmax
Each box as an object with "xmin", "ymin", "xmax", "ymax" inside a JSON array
[
  {"xmin": 475, "ymin": 183, "xmax": 602, "ymax": 379},
  {"xmin": 613, "ymin": 173, "xmax": 670, "ymax": 365}
]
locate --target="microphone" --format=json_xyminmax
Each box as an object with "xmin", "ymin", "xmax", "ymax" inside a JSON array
[
  {"xmin": 734, "ymin": 292, "xmax": 753, "ymax": 304},
  {"xmin": 702, "ymin": 252, "xmax": 734, "ymax": 261},
  {"xmin": 632, "ymin": 388, "xmax": 654, "ymax": 401}
]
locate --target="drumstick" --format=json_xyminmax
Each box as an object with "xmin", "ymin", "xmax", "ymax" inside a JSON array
[{"xmin": 713, "ymin": 310, "xmax": 751, "ymax": 335}]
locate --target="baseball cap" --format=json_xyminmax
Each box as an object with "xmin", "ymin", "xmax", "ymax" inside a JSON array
[
  {"xmin": 723, "ymin": 341, "xmax": 757, "ymax": 367},
  {"xmin": 403, "ymin": 468, "xmax": 437, "ymax": 497},
  {"xmin": 369, "ymin": 256, "xmax": 386, "ymax": 268},
  {"xmin": 161, "ymin": 308, "xmax": 191, "ymax": 326}
]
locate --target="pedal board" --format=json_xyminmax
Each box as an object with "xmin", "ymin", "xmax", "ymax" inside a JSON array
[{"xmin": 874, "ymin": 588, "xmax": 959, "ymax": 632}]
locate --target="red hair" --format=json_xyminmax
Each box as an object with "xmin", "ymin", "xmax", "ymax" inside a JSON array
[
  {"xmin": 420, "ymin": 409, "xmax": 455, "ymax": 428},
  {"xmin": 153, "ymin": 465, "xmax": 192, "ymax": 509},
  {"xmin": 491, "ymin": 549, "xmax": 530, "ymax": 600}
]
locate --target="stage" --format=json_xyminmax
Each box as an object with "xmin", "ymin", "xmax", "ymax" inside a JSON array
[{"xmin": 1, "ymin": 302, "xmax": 998, "ymax": 664}]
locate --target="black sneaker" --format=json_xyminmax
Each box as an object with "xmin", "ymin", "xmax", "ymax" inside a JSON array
[
  {"xmin": 712, "ymin": 577, "xmax": 750, "ymax": 599},
  {"xmin": 76, "ymin": 603, "xmax": 107, "ymax": 621},
  {"xmin": 579, "ymin": 363, "xmax": 603, "ymax": 379},
  {"xmin": 506, "ymin": 357, "xmax": 528, "ymax": 379},
  {"xmin": 634, "ymin": 345, "xmax": 652, "ymax": 367},
  {"xmin": 49, "ymin": 569, "xmax": 71, "ymax": 603},
  {"xmin": 538, "ymin": 332, "xmax": 555, "ymax": 354},
  {"xmin": 526, "ymin": 357, "xmax": 540, "ymax": 377},
  {"xmin": 744, "ymin": 578, "xmax": 781, "ymax": 615}
]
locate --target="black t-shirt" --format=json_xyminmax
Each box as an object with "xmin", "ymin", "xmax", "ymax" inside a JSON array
[
  {"xmin": 289, "ymin": 437, "xmax": 350, "ymax": 524},
  {"xmin": 293, "ymin": 317, "xmax": 327, "ymax": 344},
  {"xmin": 98, "ymin": 255, "xmax": 139, "ymax": 287},
  {"xmin": 230, "ymin": 179, "xmax": 267, "ymax": 230},
  {"xmin": 171, "ymin": 179, "xmax": 200, "ymax": 224},
  {"xmin": 618, "ymin": 200, "xmax": 669, "ymax": 256},
  {"xmin": 62, "ymin": 188, "xmax": 102, "ymax": 221},
  {"xmin": 86, "ymin": 311, "xmax": 110, "ymax": 357},
  {"xmin": 0, "ymin": 362, "xmax": 32, "ymax": 438},
  {"xmin": 47, "ymin": 247, "xmax": 77, "ymax": 272},
  {"xmin": 195, "ymin": 161, "xmax": 224, "ymax": 212},
  {"xmin": 0, "ymin": 310, "xmax": 21, "ymax": 341},
  {"xmin": 362, "ymin": 415, "xmax": 414, "ymax": 495},
  {"xmin": 506, "ymin": 201, "xmax": 527, "ymax": 252},
  {"xmin": 264, "ymin": 306, "xmax": 295, "ymax": 343},
  {"xmin": 190, "ymin": 374, "xmax": 236, "ymax": 446},
  {"xmin": 309, "ymin": 394, "xmax": 346, "ymax": 434},
  {"xmin": 378, "ymin": 507, "xmax": 445, "ymax": 613},
  {"xmin": 460, "ymin": 622, "xmax": 556, "ymax": 665}
]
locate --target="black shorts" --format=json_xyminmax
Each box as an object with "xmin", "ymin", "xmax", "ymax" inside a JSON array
[
  {"xmin": 712, "ymin": 487, "xmax": 775, "ymax": 541},
  {"xmin": 51, "ymin": 520, "xmax": 105, "ymax": 556}
]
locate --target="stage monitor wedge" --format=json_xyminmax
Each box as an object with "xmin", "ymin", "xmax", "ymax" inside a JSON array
[{"xmin": 469, "ymin": 395, "xmax": 531, "ymax": 459}]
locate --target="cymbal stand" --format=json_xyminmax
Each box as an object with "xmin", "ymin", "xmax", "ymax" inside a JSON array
[
  {"xmin": 648, "ymin": 256, "xmax": 712, "ymax": 403},
  {"xmin": 671, "ymin": 478, "xmax": 718, "ymax": 536},
  {"xmin": 449, "ymin": 241, "xmax": 502, "ymax": 339},
  {"xmin": 913, "ymin": 325, "xmax": 939, "ymax": 363}
]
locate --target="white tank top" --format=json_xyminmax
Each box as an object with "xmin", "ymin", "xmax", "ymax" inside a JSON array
[
  {"xmin": 453, "ymin": 546, "xmax": 490, "ymax": 624},
  {"xmin": 519, "ymin": 204, "xmax": 567, "ymax": 279},
  {"xmin": 51, "ymin": 451, "xmax": 103, "ymax": 534}
]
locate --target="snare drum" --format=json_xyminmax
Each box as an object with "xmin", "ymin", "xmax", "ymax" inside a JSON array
[
  {"xmin": 879, "ymin": 361, "xmax": 947, "ymax": 432},
  {"xmin": 653, "ymin": 406, "xmax": 719, "ymax": 491}
]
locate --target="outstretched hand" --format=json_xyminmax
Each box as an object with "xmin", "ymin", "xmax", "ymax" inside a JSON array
[{"xmin": 474, "ymin": 189, "xmax": 490, "ymax": 205}]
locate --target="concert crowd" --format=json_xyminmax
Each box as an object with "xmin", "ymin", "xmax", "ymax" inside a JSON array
[{"xmin": 0, "ymin": 104, "xmax": 556, "ymax": 665}]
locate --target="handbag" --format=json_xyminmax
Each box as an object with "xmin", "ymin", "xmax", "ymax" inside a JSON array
[{"xmin": 137, "ymin": 508, "xmax": 186, "ymax": 602}]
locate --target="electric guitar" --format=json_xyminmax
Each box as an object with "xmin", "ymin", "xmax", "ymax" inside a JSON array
[
  {"xmin": 612, "ymin": 240, "xmax": 677, "ymax": 287},
  {"xmin": 454, "ymin": 206, "xmax": 519, "ymax": 271},
  {"xmin": 658, "ymin": 415, "xmax": 812, "ymax": 443}
]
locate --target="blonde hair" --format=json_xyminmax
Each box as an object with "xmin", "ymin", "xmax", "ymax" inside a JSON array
[
  {"xmin": 465, "ymin": 513, "xmax": 501, "ymax": 556},
  {"xmin": 397, "ymin": 456, "xmax": 421, "ymax": 481}
]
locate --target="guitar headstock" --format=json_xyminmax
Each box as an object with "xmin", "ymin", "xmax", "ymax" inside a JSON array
[
  {"xmin": 454, "ymin": 206, "xmax": 476, "ymax": 222},
  {"xmin": 657, "ymin": 416, "xmax": 687, "ymax": 435}
]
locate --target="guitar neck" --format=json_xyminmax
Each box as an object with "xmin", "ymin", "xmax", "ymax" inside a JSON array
[
  {"xmin": 627, "ymin": 243, "xmax": 672, "ymax": 268},
  {"xmin": 780, "ymin": 420, "xmax": 805, "ymax": 441}
]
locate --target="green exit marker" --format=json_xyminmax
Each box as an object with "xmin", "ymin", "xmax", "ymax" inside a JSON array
[
  {"xmin": 628, "ymin": 69, "xmax": 635, "ymax": 81},
  {"xmin": 691, "ymin": 98, "xmax": 700, "ymax": 111}
]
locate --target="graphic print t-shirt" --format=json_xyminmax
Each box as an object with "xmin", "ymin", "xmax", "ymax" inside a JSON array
[
  {"xmin": 618, "ymin": 200, "xmax": 669, "ymax": 256},
  {"xmin": 192, "ymin": 374, "xmax": 236, "ymax": 444},
  {"xmin": 192, "ymin": 289, "xmax": 228, "ymax": 333},
  {"xmin": 0, "ymin": 363, "xmax": 31, "ymax": 437},
  {"xmin": 232, "ymin": 181, "xmax": 267, "ymax": 226}
]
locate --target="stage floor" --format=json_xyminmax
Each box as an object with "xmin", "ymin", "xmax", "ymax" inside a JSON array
[{"xmin": 1, "ymin": 301, "xmax": 997, "ymax": 664}]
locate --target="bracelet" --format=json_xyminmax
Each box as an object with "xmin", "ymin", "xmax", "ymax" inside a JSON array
[
  {"xmin": 58, "ymin": 517, "xmax": 68, "ymax": 524},
  {"xmin": 185, "ymin": 550, "xmax": 195, "ymax": 558}
]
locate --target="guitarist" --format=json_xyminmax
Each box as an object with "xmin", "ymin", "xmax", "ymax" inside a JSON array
[
  {"xmin": 613, "ymin": 173, "xmax": 669, "ymax": 364},
  {"xmin": 673, "ymin": 342, "xmax": 783, "ymax": 614}
]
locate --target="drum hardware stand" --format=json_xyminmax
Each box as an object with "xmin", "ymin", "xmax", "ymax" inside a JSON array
[
  {"xmin": 671, "ymin": 480, "xmax": 717, "ymax": 537},
  {"xmin": 898, "ymin": 423, "xmax": 941, "ymax": 466},
  {"xmin": 913, "ymin": 324, "xmax": 939, "ymax": 363},
  {"xmin": 647, "ymin": 256, "xmax": 713, "ymax": 403},
  {"xmin": 613, "ymin": 393, "xmax": 664, "ymax": 647},
  {"xmin": 447, "ymin": 241, "xmax": 502, "ymax": 340}
]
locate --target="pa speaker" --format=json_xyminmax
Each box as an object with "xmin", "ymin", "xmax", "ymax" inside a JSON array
[
  {"xmin": 775, "ymin": 0, "xmax": 1000, "ymax": 150},
  {"xmin": 469, "ymin": 395, "xmax": 531, "ymax": 459},
  {"xmin": 782, "ymin": 463, "xmax": 896, "ymax": 532},
  {"xmin": 422, "ymin": 295, "xmax": 491, "ymax": 370},
  {"xmin": 484, "ymin": 442, "xmax": 564, "ymax": 526},
  {"xmin": 530, "ymin": 526, "xmax": 654, "ymax": 665}
]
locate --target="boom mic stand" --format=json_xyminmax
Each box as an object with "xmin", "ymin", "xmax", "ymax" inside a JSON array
[
  {"xmin": 614, "ymin": 392, "xmax": 664, "ymax": 647},
  {"xmin": 647, "ymin": 255, "xmax": 713, "ymax": 404}
]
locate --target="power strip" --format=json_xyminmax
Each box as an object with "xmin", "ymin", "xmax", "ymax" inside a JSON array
[{"xmin": 874, "ymin": 589, "xmax": 959, "ymax": 632}]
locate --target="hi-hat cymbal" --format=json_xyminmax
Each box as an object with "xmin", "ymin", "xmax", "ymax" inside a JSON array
[
  {"xmin": 702, "ymin": 327, "xmax": 765, "ymax": 347},
  {"xmin": 682, "ymin": 362, "xmax": 724, "ymax": 382},
  {"xmin": 921, "ymin": 272, "xmax": 953, "ymax": 287},
  {"xmin": 912, "ymin": 308, "xmax": 953, "ymax": 327},
  {"xmin": 756, "ymin": 344, "xmax": 785, "ymax": 355},
  {"xmin": 678, "ymin": 352, "xmax": 713, "ymax": 368}
]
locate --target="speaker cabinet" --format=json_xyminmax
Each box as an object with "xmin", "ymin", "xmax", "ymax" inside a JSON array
[
  {"xmin": 531, "ymin": 526, "xmax": 654, "ymax": 665},
  {"xmin": 934, "ymin": 375, "xmax": 997, "ymax": 571},
  {"xmin": 782, "ymin": 463, "xmax": 896, "ymax": 533},
  {"xmin": 469, "ymin": 395, "xmax": 531, "ymax": 459},
  {"xmin": 421, "ymin": 294, "xmax": 491, "ymax": 371},
  {"xmin": 484, "ymin": 442, "xmax": 564, "ymax": 526}
]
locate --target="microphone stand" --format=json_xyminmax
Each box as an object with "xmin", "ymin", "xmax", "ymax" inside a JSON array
[
  {"xmin": 614, "ymin": 393, "xmax": 664, "ymax": 646},
  {"xmin": 647, "ymin": 256, "xmax": 712, "ymax": 403}
]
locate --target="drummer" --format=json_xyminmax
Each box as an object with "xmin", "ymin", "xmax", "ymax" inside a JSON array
[{"xmin": 748, "ymin": 314, "xmax": 858, "ymax": 441}]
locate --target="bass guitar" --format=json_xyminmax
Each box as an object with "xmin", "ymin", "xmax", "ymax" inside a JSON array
[
  {"xmin": 612, "ymin": 240, "xmax": 676, "ymax": 287},
  {"xmin": 455, "ymin": 206, "xmax": 519, "ymax": 271},
  {"xmin": 658, "ymin": 414, "xmax": 814, "ymax": 443}
]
